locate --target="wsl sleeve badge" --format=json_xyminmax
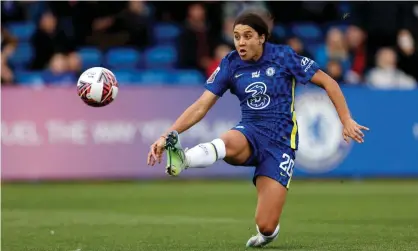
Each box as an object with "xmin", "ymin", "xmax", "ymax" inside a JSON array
[
  {"xmin": 77, "ymin": 67, "xmax": 119, "ymax": 107},
  {"xmin": 207, "ymin": 66, "xmax": 220, "ymax": 84},
  {"xmin": 294, "ymin": 91, "xmax": 352, "ymax": 173}
]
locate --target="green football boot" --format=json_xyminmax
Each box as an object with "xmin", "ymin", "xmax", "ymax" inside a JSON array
[{"xmin": 164, "ymin": 131, "xmax": 188, "ymax": 176}]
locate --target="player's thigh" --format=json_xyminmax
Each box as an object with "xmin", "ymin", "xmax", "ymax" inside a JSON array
[
  {"xmin": 254, "ymin": 147, "xmax": 295, "ymax": 231},
  {"xmin": 255, "ymin": 176, "xmax": 287, "ymax": 232},
  {"xmin": 220, "ymin": 129, "xmax": 252, "ymax": 165}
]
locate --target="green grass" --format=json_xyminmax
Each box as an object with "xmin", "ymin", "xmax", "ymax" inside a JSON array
[{"xmin": 2, "ymin": 180, "xmax": 418, "ymax": 251}]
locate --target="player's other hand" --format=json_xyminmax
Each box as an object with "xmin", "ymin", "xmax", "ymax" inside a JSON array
[
  {"xmin": 147, "ymin": 136, "xmax": 166, "ymax": 166},
  {"xmin": 342, "ymin": 118, "xmax": 369, "ymax": 144}
]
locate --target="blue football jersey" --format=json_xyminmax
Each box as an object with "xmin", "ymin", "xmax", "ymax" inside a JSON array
[{"xmin": 205, "ymin": 42, "xmax": 320, "ymax": 149}]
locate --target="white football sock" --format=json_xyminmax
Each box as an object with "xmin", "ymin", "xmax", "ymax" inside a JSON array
[
  {"xmin": 185, "ymin": 138, "xmax": 226, "ymax": 168},
  {"xmin": 257, "ymin": 224, "xmax": 280, "ymax": 240}
]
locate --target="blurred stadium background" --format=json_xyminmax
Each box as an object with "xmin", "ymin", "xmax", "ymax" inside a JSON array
[{"xmin": 2, "ymin": 1, "xmax": 418, "ymax": 251}]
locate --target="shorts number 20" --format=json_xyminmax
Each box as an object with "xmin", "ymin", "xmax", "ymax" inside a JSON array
[{"xmin": 279, "ymin": 153, "xmax": 295, "ymax": 177}]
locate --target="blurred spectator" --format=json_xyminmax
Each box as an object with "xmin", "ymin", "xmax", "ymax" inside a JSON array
[
  {"xmin": 116, "ymin": 0, "xmax": 151, "ymax": 49},
  {"xmin": 178, "ymin": 3, "xmax": 211, "ymax": 72},
  {"xmin": 206, "ymin": 44, "xmax": 232, "ymax": 78},
  {"xmin": 1, "ymin": 27, "xmax": 18, "ymax": 85},
  {"xmin": 315, "ymin": 28, "xmax": 351, "ymax": 75},
  {"xmin": 84, "ymin": 2, "xmax": 129, "ymax": 49},
  {"xmin": 399, "ymin": 2, "xmax": 418, "ymax": 40},
  {"xmin": 350, "ymin": 2, "xmax": 417, "ymax": 69},
  {"xmin": 30, "ymin": 11, "xmax": 78, "ymax": 71},
  {"xmin": 396, "ymin": 29, "xmax": 418, "ymax": 81},
  {"xmin": 326, "ymin": 60, "xmax": 344, "ymax": 84},
  {"xmin": 366, "ymin": 47, "xmax": 416, "ymax": 89},
  {"xmin": 43, "ymin": 54, "xmax": 77, "ymax": 85},
  {"xmin": 286, "ymin": 36, "xmax": 313, "ymax": 59},
  {"xmin": 345, "ymin": 25, "xmax": 367, "ymax": 84},
  {"xmin": 218, "ymin": 17, "xmax": 235, "ymax": 49}
]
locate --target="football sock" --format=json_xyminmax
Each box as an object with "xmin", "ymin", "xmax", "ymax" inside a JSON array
[
  {"xmin": 257, "ymin": 224, "xmax": 280, "ymax": 240},
  {"xmin": 185, "ymin": 138, "xmax": 226, "ymax": 168}
]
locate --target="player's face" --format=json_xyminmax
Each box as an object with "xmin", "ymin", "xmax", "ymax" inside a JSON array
[{"xmin": 233, "ymin": 24, "xmax": 265, "ymax": 61}]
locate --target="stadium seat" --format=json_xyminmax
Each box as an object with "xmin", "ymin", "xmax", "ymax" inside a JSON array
[
  {"xmin": 7, "ymin": 22, "xmax": 36, "ymax": 41},
  {"xmin": 272, "ymin": 24, "xmax": 287, "ymax": 40},
  {"xmin": 77, "ymin": 47, "xmax": 103, "ymax": 70},
  {"xmin": 135, "ymin": 70, "xmax": 171, "ymax": 85},
  {"xmin": 144, "ymin": 46, "xmax": 177, "ymax": 69},
  {"xmin": 153, "ymin": 23, "xmax": 181, "ymax": 45},
  {"xmin": 171, "ymin": 70, "xmax": 205, "ymax": 86},
  {"xmin": 112, "ymin": 69, "xmax": 136, "ymax": 85},
  {"xmin": 8, "ymin": 43, "xmax": 34, "ymax": 70},
  {"xmin": 15, "ymin": 71, "xmax": 44, "ymax": 86},
  {"xmin": 291, "ymin": 23, "xmax": 323, "ymax": 43},
  {"xmin": 105, "ymin": 47, "xmax": 141, "ymax": 70}
]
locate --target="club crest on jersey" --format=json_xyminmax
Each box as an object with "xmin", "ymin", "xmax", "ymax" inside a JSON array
[
  {"xmin": 207, "ymin": 66, "xmax": 220, "ymax": 84},
  {"xmin": 266, "ymin": 67, "xmax": 275, "ymax": 77}
]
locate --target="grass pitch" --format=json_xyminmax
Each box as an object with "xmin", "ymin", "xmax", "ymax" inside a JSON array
[{"xmin": 2, "ymin": 179, "xmax": 418, "ymax": 251}]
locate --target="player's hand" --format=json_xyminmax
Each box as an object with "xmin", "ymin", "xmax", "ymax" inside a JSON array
[
  {"xmin": 147, "ymin": 136, "xmax": 166, "ymax": 166},
  {"xmin": 342, "ymin": 118, "xmax": 369, "ymax": 144}
]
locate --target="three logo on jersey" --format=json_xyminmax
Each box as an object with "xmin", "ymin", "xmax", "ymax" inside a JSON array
[{"xmin": 239, "ymin": 67, "xmax": 275, "ymax": 110}]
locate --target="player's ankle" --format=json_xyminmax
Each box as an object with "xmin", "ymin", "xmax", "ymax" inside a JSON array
[{"xmin": 257, "ymin": 224, "xmax": 280, "ymax": 239}]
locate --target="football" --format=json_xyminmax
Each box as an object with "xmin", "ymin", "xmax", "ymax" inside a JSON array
[{"xmin": 77, "ymin": 67, "xmax": 119, "ymax": 107}]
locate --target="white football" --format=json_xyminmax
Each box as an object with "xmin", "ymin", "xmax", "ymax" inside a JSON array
[{"xmin": 77, "ymin": 67, "xmax": 119, "ymax": 107}]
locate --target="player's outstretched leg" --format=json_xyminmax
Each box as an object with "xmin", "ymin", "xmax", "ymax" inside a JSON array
[
  {"xmin": 246, "ymin": 176, "xmax": 288, "ymax": 248},
  {"xmin": 164, "ymin": 130, "xmax": 227, "ymax": 176}
]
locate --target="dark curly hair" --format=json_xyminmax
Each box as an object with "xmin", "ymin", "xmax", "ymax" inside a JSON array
[{"xmin": 233, "ymin": 9, "xmax": 273, "ymax": 41}]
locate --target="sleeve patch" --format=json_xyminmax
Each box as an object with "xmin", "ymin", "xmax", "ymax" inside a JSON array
[{"xmin": 207, "ymin": 67, "xmax": 220, "ymax": 84}]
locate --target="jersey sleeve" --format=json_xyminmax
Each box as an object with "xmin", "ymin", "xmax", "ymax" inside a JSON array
[
  {"xmin": 204, "ymin": 57, "xmax": 231, "ymax": 97},
  {"xmin": 284, "ymin": 46, "xmax": 320, "ymax": 85}
]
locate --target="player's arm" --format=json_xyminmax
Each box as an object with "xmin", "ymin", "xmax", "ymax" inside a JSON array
[
  {"xmin": 311, "ymin": 70, "xmax": 351, "ymax": 126},
  {"xmin": 310, "ymin": 70, "xmax": 369, "ymax": 143},
  {"xmin": 284, "ymin": 45, "xmax": 369, "ymax": 144},
  {"xmin": 162, "ymin": 90, "xmax": 219, "ymax": 135}
]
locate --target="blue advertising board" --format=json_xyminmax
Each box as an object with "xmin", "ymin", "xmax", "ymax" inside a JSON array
[{"xmin": 293, "ymin": 86, "xmax": 418, "ymax": 178}]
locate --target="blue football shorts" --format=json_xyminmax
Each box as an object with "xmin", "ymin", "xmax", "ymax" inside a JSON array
[{"xmin": 231, "ymin": 123, "xmax": 296, "ymax": 189}]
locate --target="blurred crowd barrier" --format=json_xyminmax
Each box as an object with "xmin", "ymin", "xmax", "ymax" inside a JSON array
[{"xmin": 2, "ymin": 85, "xmax": 418, "ymax": 181}]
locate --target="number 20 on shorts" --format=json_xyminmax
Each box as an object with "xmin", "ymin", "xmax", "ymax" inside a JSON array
[{"xmin": 279, "ymin": 153, "xmax": 295, "ymax": 177}]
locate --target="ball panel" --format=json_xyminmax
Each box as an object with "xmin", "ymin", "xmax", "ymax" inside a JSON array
[
  {"xmin": 89, "ymin": 81, "xmax": 104, "ymax": 102},
  {"xmin": 112, "ymin": 86, "xmax": 118, "ymax": 99}
]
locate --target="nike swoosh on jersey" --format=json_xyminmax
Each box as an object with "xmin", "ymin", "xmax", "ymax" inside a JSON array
[{"xmin": 235, "ymin": 73, "xmax": 244, "ymax": 78}]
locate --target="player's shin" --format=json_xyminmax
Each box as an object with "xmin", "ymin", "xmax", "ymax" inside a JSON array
[{"xmin": 186, "ymin": 138, "xmax": 226, "ymax": 168}]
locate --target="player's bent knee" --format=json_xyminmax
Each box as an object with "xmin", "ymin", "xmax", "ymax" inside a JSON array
[{"xmin": 220, "ymin": 130, "xmax": 252, "ymax": 165}]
